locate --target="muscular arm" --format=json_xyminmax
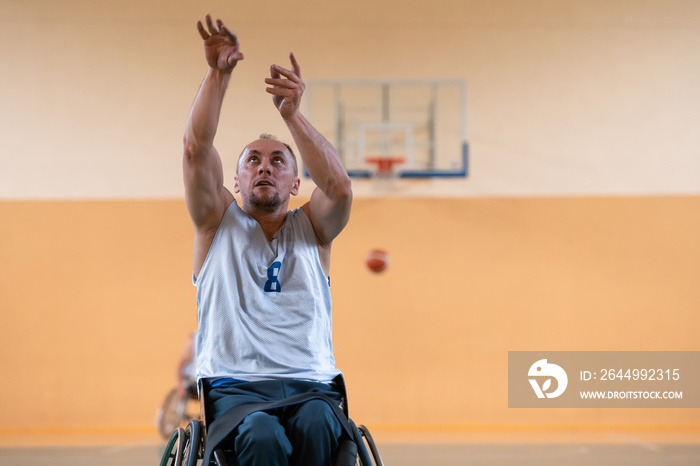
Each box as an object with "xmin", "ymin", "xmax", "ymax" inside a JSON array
[
  {"xmin": 265, "ymin": 54, "xmax": 353, "ymax": 247},
  {"xmin": 285, "ymin": 112, "xmax": 353, "ymax": 244},
  {"xmin": 183, "ymin": 69, "xmax": 233, "ymax": 228},
  {"xmin": 182, "ymin": 69, "xmax": 230, "ymax": 228},
  {"xmin": 183, "ymin": 15, "xmax": 242, "ymax": 275}
]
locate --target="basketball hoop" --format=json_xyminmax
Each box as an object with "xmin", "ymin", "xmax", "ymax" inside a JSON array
[
  {"xmin": 364, "ymin": 156, "xmax": 404, "ymax": 194},
  {"xmin": 364, "ymin": 156, "xmax": 405, "ymax": 177}
]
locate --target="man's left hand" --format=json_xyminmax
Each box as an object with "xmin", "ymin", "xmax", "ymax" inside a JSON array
[{"xmin": 265, "ymin": 53, "xmax": 305, "ymax": 120}]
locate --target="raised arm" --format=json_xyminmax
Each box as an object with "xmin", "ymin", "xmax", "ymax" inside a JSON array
[
  {"xmin": 183, "ymin": 15, "xmax": 242, "ymax": 230},
  {"xmin": 264, "ymin": 54, "xmax": 353, "ymax": 246}
]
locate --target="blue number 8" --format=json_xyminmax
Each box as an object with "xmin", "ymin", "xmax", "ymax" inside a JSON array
[{"xmin": 264, "ymin": 261, "xmax": 282, "ymax": 292}]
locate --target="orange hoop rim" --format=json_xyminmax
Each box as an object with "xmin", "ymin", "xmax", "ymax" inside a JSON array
[{"xmin": 364, "ymin": 156, "xmax": 406, "ymax": 174}]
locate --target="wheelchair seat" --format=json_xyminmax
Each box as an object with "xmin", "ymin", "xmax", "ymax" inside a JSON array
[{"xmin": 159, "ymin": 376, "xmax": 383, "ymax": 466}]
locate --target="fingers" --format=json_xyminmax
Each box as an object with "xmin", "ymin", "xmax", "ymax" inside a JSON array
[
  {"xmin": 216, "ymin": 18, "xmax": 227, "ymax": 36},
  {"xmin": 265, "ymin": 65, "xmax": 302, "ymax": 89},
  {"xmin": 220, "ymin": 23, "xmax": 239, "ymax": 45},
  {"xmin": 205, "ymin": 14, "xmax": 218, "ymax": 35},
  {"xmin": 265, "ymin": 86, "xmax": 294, "ymax": 97},
  {"xmin": 196, "ymin": 20, "xmax": 210, "ymax": 40},
  {"xmin": 265, "ymin": 53, "xmax": 304, "ymax": 101},
  {"xmin": 265, "ymin": 78, "xmax": 299, "ymax": 96},
  {"xmin": 265, "ymin": 54, "xmax": 304, "ymax": 118},
  {"xmin": 289, "ymin": 52, "xmax": 301, "ymax": 79},
  {"xmin": 268, "ymin": 64, "xmax": 301, "ymax": 83},
  {"xmin": 199, "ymin": 14, "xmax": 238, "ymax": 41},
  {"xmin": 267, "ymin": 53, "xmax": 301, "ymax": 82},
  {"xmin": 197, "ymin": 15, "xmax": 243, "ymax": 52},
  {"xmin": 197, "ymin": 15, "xmax": 218, "ymax": 39},
  {"xmin": 265, "ymin": 68, "xmax": 299, "ymax": 94},
  {"xmin": 266, "ymin": 69, "xmax": 300, "ymax": 94}
]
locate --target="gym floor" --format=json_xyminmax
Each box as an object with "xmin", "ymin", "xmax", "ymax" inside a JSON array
[{"xmin": 1, "ymin": 430, "xmax": 699, "ymax": 465}]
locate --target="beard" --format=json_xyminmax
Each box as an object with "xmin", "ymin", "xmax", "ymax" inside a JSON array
[{"xmin": 248, "ymin": 191, "xmax": 283, "ymax": 212}]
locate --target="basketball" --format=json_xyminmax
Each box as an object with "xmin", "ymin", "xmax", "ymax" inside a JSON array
[{"xmin": 366, "ymin": 249, "xmax": 389, "ymax": 273}]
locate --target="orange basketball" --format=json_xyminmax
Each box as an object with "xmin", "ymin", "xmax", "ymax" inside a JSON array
[{"xmin": 366, "ymin": 249, "xmax": 389, "ymax": 273}]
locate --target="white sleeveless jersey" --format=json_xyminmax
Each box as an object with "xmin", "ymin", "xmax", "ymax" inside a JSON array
[{"xmin": 193, "ymin": 200, "xmax": 341, "ymax": 383}]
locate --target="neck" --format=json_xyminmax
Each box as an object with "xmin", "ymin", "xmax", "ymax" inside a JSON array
[{"xmin": 240, "ymin": 201, "xmax": 290, "ymax": 241}]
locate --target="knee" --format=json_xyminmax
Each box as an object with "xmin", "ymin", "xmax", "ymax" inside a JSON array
[
  {"xmin": 235, "ymin": 412, "xmax": 291, "ymax": 457},
  {"xmin": 290, "ymin": 400, "xmax": 341, "ymax": 436},
  {"xmin": 287, "ymin": 400, "xmax": 343, "ymax": 465}
]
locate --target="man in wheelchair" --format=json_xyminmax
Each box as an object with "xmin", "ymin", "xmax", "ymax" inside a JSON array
[{"xmin": 182, "ymin": 14, "xmax": 356, "ymax": 466}]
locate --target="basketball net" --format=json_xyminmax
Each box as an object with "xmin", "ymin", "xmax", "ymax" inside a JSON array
[{"xmin": 364, "ymin": 156, "xmax": 404, "ymax": 193}]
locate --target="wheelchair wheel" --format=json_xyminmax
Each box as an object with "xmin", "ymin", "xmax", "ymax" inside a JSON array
[
  {"xmin": 157, "ymin": 387, "xmax": 190, "ymax": 439},
  {"xmin": 182, "ymin": 420, "xmax": 202, "ymax": 466},
  {"xmin": 160, "ymin": 427, "xmax": 186, "ymax": 466},
  {"xmin": 358, "ymin": 424, "xmax": 383, "ymax": 466}
]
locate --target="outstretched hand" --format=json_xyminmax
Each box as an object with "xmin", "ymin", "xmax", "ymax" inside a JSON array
[
  {"xmin": 196, "ymin": 15, "xmax": 244, "ymax": 72},
  {"xmin": 265, "ymin": 53, "xmax": 305, "ymax": 120}
]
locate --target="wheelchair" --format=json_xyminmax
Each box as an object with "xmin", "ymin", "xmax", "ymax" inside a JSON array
[{"xmin": 159, "ymin": 377, "xmax": 383, "ymax": 466}]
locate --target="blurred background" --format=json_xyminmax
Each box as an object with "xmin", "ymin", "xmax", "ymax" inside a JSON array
[{"xmin": 1, "ymin": 0, "xmax": 699, "ymax": 443}]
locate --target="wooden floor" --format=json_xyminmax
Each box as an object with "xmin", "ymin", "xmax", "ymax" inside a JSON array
[{"xmin": 1, "ymin": 430, "xmax": 699, "ymax": 465}]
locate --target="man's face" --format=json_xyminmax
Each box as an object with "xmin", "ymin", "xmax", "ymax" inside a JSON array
[{"xmin": 234, "ymin": 138, "xmax": 300, "ymax": 212}]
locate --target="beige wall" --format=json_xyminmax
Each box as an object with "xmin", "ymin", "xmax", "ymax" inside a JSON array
[{"xmin": 1, "ymin": 196, "xmax": 698, "ymax": 432}]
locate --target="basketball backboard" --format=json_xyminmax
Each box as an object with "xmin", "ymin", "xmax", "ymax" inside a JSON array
[{"xmin": 304, "ymin": 79, "xmax": 468, "ymax": 179}]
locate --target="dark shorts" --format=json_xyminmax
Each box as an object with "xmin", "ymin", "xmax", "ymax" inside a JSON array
[{"xmin": 202, "ymin": 379, "xmax": 352, "ymax": 465}]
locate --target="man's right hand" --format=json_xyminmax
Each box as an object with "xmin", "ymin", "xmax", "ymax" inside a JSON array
[{"xmin": 196, "ymin": 14, "xmax": 244, "ymax": 72}]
